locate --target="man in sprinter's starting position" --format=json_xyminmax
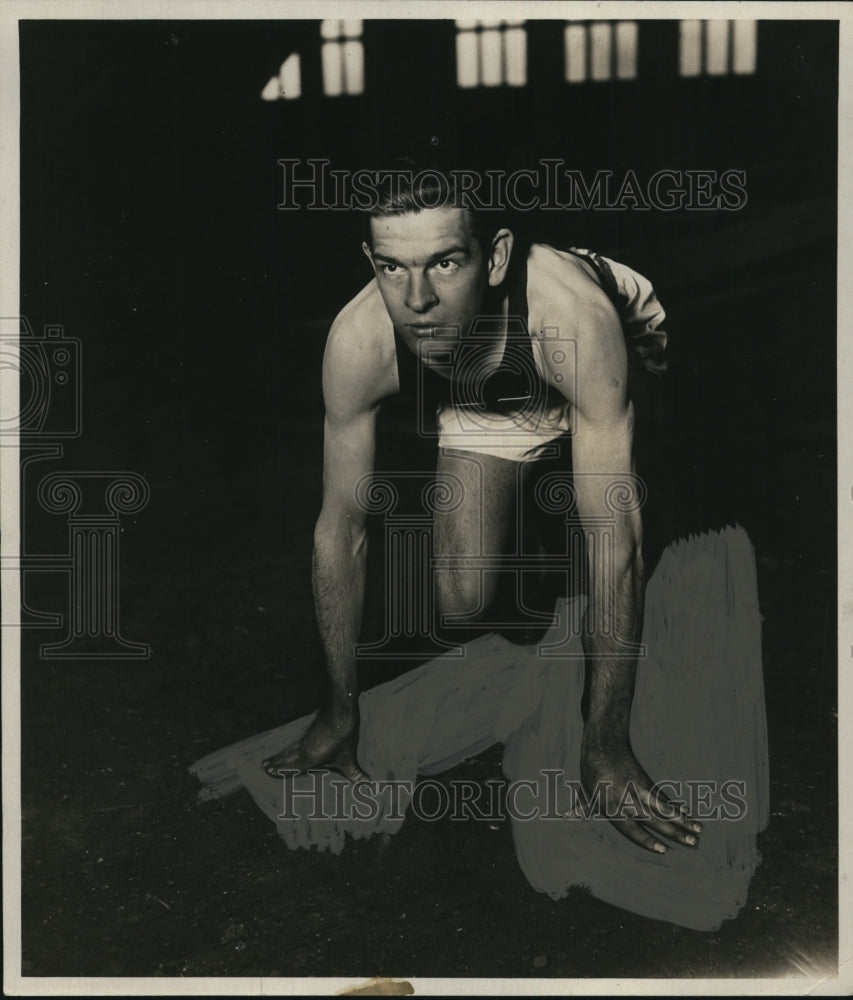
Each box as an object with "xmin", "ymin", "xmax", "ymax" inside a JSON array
[{"xmin": 263, "ymin": 168, "xmax": 702, "ymax": 855}]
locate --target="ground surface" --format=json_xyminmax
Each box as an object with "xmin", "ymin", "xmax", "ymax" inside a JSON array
[{"xmin": 19, "ymin": 395, "xmax": 837, "ymax": 982}]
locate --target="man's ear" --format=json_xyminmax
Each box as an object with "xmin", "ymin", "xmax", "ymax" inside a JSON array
[
  {"xmin": 487, "ymin": 229, "xmax": 514, "ymax": 287},
  {"xmin": 361, "ymin": 241, "xmax": 375, "ymax": 269}
]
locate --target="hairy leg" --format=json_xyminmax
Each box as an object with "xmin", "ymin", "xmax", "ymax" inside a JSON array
[{"xmin": 432, "ymin": 447, "xmax": 527, "ymax": 629}]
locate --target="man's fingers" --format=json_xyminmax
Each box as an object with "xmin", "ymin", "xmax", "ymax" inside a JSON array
[
  {"xmin": 623, "ymin": 787, "xmax": 702, "ymax": 848},
  {"xmin": 611, "ymin": 819, "xmax": 668, "ymax": 855},
  {"xmin": 645, "ymin": 789, "xmax": 703, "ymax": 836},
  {"xmin": 643, "ymin": 814, "xmax": 701, "ymax": 848}
]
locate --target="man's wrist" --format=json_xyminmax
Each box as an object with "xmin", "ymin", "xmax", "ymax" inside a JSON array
[
  {"xmin": 582, "ymin": 648, "xmax": 637, "ymax": 756},
  {"xmin": 581, "ymin": 721, "xmax": 630, "ymax": 756},
  {"xmin": 328, "ymin": 687, "xmax": 359, "ymax": 719},
  {"xmin": 582, "ymin": 695, "xmax": 632, "ymax": 754}
]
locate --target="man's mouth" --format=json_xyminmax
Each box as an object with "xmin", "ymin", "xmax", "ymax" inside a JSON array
[{"xmin": 407, "ymin": 323, "xmax": 456, "ymax": 337}]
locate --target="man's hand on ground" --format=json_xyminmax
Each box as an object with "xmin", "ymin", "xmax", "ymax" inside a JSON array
[
  {"xmin": 262, "ymin": 705, "xmax": 370, "ymax": 783},
  {"xmin": 580, "ymin": 741, "xmax": 702, "ymax": 853}
]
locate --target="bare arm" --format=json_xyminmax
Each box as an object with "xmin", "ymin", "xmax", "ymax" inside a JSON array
[
  {"xmin": 312, "ymin": 399, "xmax": 378, "ymax": 717},
  {"xmin": 263, "ymin": 313, "xmax": 384, "ymax": 781},
  {"xmin": 553, "ymin": 299, "xmax": 701, "ymax": 850},
  {"xmin": 570, "ymin": 350, "xmax": 644, "ymax": 753}
]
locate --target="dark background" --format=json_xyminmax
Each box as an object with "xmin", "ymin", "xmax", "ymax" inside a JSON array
[{"xmin": 18, "ymin": 19, "xmax": 837, "ymax": 979}]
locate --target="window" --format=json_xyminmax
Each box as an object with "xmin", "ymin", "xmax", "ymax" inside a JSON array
[
  {"xmin": 260, "ymin": 52, "xmax": 301, "ymax": 101},
  {"xmin": 564, "ymin": 20, "xmax": 638, "ymax": 83},
  {"xmin": 455, "ymin": 19, "xmax": 527, "ymax": 88},
  {"xmin": 679, "ymin": 20, "xmax": 757, "ymax": 76},
  {"xmin": 320, "ymin": 19, "xmax": 364, "ymax": 96}
]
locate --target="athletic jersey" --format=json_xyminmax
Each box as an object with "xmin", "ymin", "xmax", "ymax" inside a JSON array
[{"xmin": 391, "ymin": 244, "xmax": 668, "ymax": 420}]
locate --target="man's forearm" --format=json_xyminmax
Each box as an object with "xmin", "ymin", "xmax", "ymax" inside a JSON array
[
  {"xmin": 311, "ymin": 518, "xmax": 367, "ymax": 717},
  {"xmin": 582, "ymin": 545, "xmax": 645, "ymax": 751}
]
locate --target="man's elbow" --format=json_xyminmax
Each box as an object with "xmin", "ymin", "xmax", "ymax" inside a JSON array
[
  {"xmin": 628, "ymin": 543, "xmax": 645, "ymax": 581},
  {"xmin": 619, "ymin": 540, "xmax": 645, "ymax": 585},
  {"xmin": 611, "ymin": 523, "xmax": 644, "ymax": 580},
  {"xmin": 314, "ymin": 507, "xmax": 368, "ymax": 560}
]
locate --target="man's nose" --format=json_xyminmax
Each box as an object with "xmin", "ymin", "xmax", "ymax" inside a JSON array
[{"xmin": 405, "ymin": 272, "xmax": 438, "ymax": 314}]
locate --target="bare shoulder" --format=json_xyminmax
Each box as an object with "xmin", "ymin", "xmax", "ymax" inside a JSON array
[
  {"xmin": 527, "ymin": 243, "xmax": 621, "ymax": 339},
  {"xmin": 526, "ymin": 243, "xmax": 627, "ymax": 413},
  {"xmin": 322, "ymin": 279, "xmax": 396, "ymax": 418}
]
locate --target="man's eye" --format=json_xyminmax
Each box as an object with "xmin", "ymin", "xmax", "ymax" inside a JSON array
[
  {"xmin": 380, "ymin": 264, "xmax": 400, "ymax": 275},
  {"xmin": 436, "ymin": 260, "xmax": 459, "ymax": 272}
]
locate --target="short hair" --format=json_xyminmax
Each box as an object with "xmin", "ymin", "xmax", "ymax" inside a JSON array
[{"xmin": 363, "ymin": 156, "xmax": 507, "ymax": 254}]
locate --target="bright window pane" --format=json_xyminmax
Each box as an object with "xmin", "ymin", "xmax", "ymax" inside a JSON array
[
  {"xmin": 342, "ymin": 19, "xmax": 362, "ymax": 39},
  {"xmin": 342, "ymin": 39, "xmax": 364, "ymax": 94},
  {"xmin": 322, "ymin": 41, "xmax": 343, "ymax": 96},
  {"xmin": 504, "ymin": 27, "xmax": 526, "ymax": 86},
  {"xmin": 279, "ymin": 52, "xmax": 301, "ymax": 99},
  {"xmin": 615, "ymin": 21, "xmax": 638, "ymax": 79},
  {"xmin": 455, "ymin": 18, "xmax": 478, "ymax": 30},
  {"xmin": 480, "ymin": 28, "xmax": 502, "ymax": 87},
  {"xmin": 456, "ymin": 30, "xmax": 478, "ymax": 87},
  {"xmin": 565, "ymin": 24, "xmax": 586, "ymax": 82},
  {"xmin": 590, "ymin": 22, "xmax": 612, "ymax": 81},
  {"xmin": 320, "ymin": 19, "xmax": 341, "ymax": 40},
  {"xmin": 733, "ymin": 19, "xmax": 757, "ymax": 74},
  {"xmin": 260, "ymin": 76, "xmax": 279, "ymax": 101},
  {"xmin": 706, "ymin": 21, "xmax": 729, "ymax": 75},
  {"xmin": 456, "ymin": 21, "xmax": 528, "ymax": 88},
  {"xmin": 679, "ymin": 20, "xmax": 702, "ymax": 76}
]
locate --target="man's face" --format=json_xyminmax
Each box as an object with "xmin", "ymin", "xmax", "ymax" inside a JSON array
[{"xmin": 364, "ymin": 207, "xmax": 510, "ymax": 367}]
